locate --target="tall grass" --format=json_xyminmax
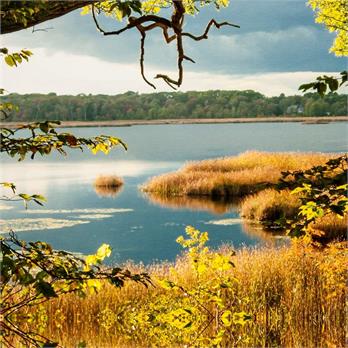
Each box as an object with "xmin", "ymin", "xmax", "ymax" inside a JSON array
[
  {"xmin": 241, "ymin": 189, "xmax": 301, "ymax": 223},
  {"xmin": 241, "ymin": 188, "xmax": 347, "ymax": 240},
  {"xmin": 142, "ymin": 151, "xmax": 336, "ymax": 198},
  {"xmin": 22, "ymin": 242, "xmax": 347, "ymax": 348}
]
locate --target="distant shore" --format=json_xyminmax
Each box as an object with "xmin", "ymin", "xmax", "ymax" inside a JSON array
[{"xmin": 1, "ymin": 116, "xmax": 348, "ymax": 129}]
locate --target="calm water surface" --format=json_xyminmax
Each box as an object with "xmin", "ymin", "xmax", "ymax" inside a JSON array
[{"xmin": 1, "ymin": 122, "xmax": 347, "ymax": 264}]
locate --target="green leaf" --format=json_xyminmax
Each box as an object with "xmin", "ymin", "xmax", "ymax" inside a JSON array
[
  {"xmin": 327, "ymin": 78, "xmax": 339, "ymax": 91},
  {"xmin": 19, "ymin": 193, "xmax": 31, "ymax": 201},
  {"xmin": 39, "ymin": 122, "xmax": 49, "ymax": 133},
  {"xmin": 35, "ymin": 281, "xmax": 58, "ymax": 298},
  {"xmin": 4, "ymin": 55, "xmax": 16, "ymax": 67}
]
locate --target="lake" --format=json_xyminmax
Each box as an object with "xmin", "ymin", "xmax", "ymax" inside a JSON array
[{"xmin": 1, "ymin": 122, "xmax": 347, "ymax": 264}]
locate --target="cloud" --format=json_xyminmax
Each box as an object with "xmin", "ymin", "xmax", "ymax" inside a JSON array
[
  {"xmin": 1, "ymin": 0, "xmax": 345, "ymax": 80},
  {"xmin": 0, "ymin": 205, "xmax": 14, "ymax": 211},
  {"xmin": 1, "ymin": 48, "xmax": 338, "ymax": 95},
  {"xmin": 24, "ymin": 208, "xmax": 133, "ymax": 214}
]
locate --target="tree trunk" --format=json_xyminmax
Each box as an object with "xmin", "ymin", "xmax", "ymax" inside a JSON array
[{"xmin": 1, "ymin": 1, "xmax": 97, "ymax": 34}]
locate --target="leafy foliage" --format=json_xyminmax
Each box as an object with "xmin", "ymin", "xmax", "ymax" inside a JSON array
[
  {"xmin": 144, "ymin": 226, "xmax": 252, "ymax": 346},
  {"xmin": 1, "ymin": 47, "xmax": 33, "ymax": 67},
  {"xmin": 299, "ymin": 70, "xmax": 347, "ymax": 96},
  {"xmin": 0, "ymin": 120, "xmax": 127, "ymax": 161},
  {"xmin": 277, "ymin": 155, "xmax": 348, "ymax": 241},
  {"xmin": 0, "ymin": 182, "xmax": 46, "ymax": 208},
  {"xmin": 308, "ymin": 0, "xmax": 348, "ymax": 56},
  {"xmin": 0, "ymin": 233, "xmax": 151, "ymax": 347}
]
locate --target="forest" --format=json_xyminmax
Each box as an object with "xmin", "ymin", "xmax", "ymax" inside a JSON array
[{"xmin": 2, "ymin": 90, "xmax": 347, "ymax": 122}]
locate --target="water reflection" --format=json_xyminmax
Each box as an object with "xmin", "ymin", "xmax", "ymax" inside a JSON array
[
  {"xmin": 144, "ymin": 192, "xmax": 239, "ymax": 215},
  {"xmin": 241, "ymin": 221, "xmax": 287, "ymax": 243},
  {"xmin": 94, "ymin": 183, "xmax": 123, "ymax": 198}
]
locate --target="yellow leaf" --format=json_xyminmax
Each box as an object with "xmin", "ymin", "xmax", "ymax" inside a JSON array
[
  {"xmin": 80, "ymin": 5, "xmax": 91, "ymax": 15},
  {"xmin": 96, "ymin": 243, "xmax": 112, "ymax": 259}
]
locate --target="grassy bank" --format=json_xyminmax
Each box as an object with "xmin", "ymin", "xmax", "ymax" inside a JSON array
[
  {"xmin": 21, "ymin": 235, "xmax": 347, "ymax": 347},
  {"xmin": 142, "ymin": 151, "xmax": 336, "ymax": 198}
]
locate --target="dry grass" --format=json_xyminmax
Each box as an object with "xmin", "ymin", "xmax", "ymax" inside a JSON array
[
  {"xmin": 310, "ymin": 214, "xmax": 348, "ymax": 242},
  {"xmin": 142, "ymin": 151, "xmax": 336, "ymax": 198},
  {"xmin": 26, "ymin": 242, "xmax": 347, "ymax": 348},
  {"xmin": 94, "ymin": 175, "xmax": 124, "ymax": 197},
  {"xmin": 240, "ymin": 189, "xmax": 301, "ymax": 223},
  {"xmin": 241, "ymin": 188, "xmax": 347, "ymax": 240}
]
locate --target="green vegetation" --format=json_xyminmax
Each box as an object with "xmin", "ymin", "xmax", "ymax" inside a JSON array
[
  {"xmin": 17, "ymin": 227, "xmax": 347, "ymax": 347},
  {"xmin": 1, "ymin": 90, "xmax": 347, "ymax": 122}
]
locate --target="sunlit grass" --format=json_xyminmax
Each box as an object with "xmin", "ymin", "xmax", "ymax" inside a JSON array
[
  {"xmin": 26, "ymin": 241, "xmax": 346, "ymax": 348},
  {"xmin": 241, "ymin": 188, "xmax": 347, "ymax": 240},
  {"xmin": 240, "ymin": 189, "xmax": 301, "ymax": 223},
  {"xmin": 142, "ymin": 151, "xmax": 336, "ymax": 198}
]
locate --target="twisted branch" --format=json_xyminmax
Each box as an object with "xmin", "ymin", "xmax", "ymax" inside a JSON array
[
  {"xmin": 91, "ymin": 1, "xmax": 239, "ymax": 89},
  {"xmin": 182, "ymin": 19, "xmax": 240, "ymax": 41}
]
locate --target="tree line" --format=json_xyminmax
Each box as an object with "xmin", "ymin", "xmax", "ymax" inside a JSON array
[{"xmin": 2, "ymin": 89, "xmax": 347, "ymax": 122}]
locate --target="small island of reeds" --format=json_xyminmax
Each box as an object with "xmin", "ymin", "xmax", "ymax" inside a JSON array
[{"xmin": 94, "ymin": 175, "xmax": 124, "ymax": 198}]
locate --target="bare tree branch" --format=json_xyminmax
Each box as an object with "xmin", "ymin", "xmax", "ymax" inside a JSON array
[{"xmin": 182, "ymin": 19, "xmax": 240, "ymax": 41}]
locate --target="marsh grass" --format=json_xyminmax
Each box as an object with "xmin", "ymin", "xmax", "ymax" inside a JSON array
[
  {"xmin": 142, "ymin": 151, "xmax": 336, "ymax": 198},
  {"xmin": 241, "ymin": 188, "xmax": 347, "ymax": 240},
  {"xmin": 240, "ymin": 189, "xmax": 301, "ymax": 223},
  {"xmin": 94, "ymin": 175, "xmax": 124, "ymax": 197},
  {"xmin": 22, "ymin": 242, "xmax": 347, "ymax": 348}
]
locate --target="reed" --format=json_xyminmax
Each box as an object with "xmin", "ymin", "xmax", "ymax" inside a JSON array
[
  {"xmin": 22, "ymin": 242, "xmax": 346, "ymax": 348},
  {"xmin": 94, "ymin": 175, "xmax": 124, "ymax": 197},
  {"xmin": 240, "ymin": 189, "xmax": 301, "ymax": 223},
  {"xmin": 142, "ymin": 151, "xmax": 336, "ymax": 198},
  {"xmin": 241, "ymin": 188, "xmax": 347, "ymax": 240}
]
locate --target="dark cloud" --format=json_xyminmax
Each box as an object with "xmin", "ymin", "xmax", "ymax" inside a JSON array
[{"xmin": 3, "ymin": 0, "xmax": 345, "ymax": 74}]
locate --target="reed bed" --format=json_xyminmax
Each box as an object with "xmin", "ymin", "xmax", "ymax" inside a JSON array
[
  {"xmin": 142, "ymin": 151, "xmax": 336, "ymax": 198},
  {"xmin": 21, "ymin": 242, "xmax": 347, "ymax": 348},
  {"xmin": 240, "ymin": 189, "xmax": 301, "ymax": 223},
  {"xmin": 94, "ymin": 175, "xmax": 124, "ymax": 197},
  {"xmin": 241, "ymin": 188, "xmax": 347, "ymax": 240},
  {"xmin": 183, "ymin": 151, "xmax": 335, "ymax": 173}
]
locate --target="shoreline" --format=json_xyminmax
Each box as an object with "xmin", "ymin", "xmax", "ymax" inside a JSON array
[{"xmin": 1, "ymin": 116, "xmax": 347, "ymax": 128}]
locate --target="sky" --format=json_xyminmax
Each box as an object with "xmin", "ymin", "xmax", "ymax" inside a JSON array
[{"xmin": 1, "ymin": 0, "xmax": 346, "ymax": 96}]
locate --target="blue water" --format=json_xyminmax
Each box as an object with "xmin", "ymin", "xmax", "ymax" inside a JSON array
[{"xmin": 1, "ymin": 122, "xmax": 347, "ymax": 264}]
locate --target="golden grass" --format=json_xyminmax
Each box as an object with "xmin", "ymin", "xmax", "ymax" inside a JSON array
[
  {"xmin": 241, "ymin": 188, "xmax": 347, "ymax": 240},
  {"xmin": 142, "ymin": 151, "xmax": 336, "ymax": 198},
  {"xmin": 310, "ymin": 214, "xmax": 348, "ymax": 242},
  {"xmin": 94, "ymin": 175, "xmax": 124, "ymax": 197},
  {"xmin": 240, "ymin": 189, "xmax": 301, "ymax": 223},
  {"xmin": 26, "ymin": 242, "xmax": 346, "ymax": 348}
]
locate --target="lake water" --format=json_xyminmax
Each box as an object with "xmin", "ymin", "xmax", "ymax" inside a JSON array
[{"xmin": 1, "ymin": 122, "xmax": 347, "ymax": 264}]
